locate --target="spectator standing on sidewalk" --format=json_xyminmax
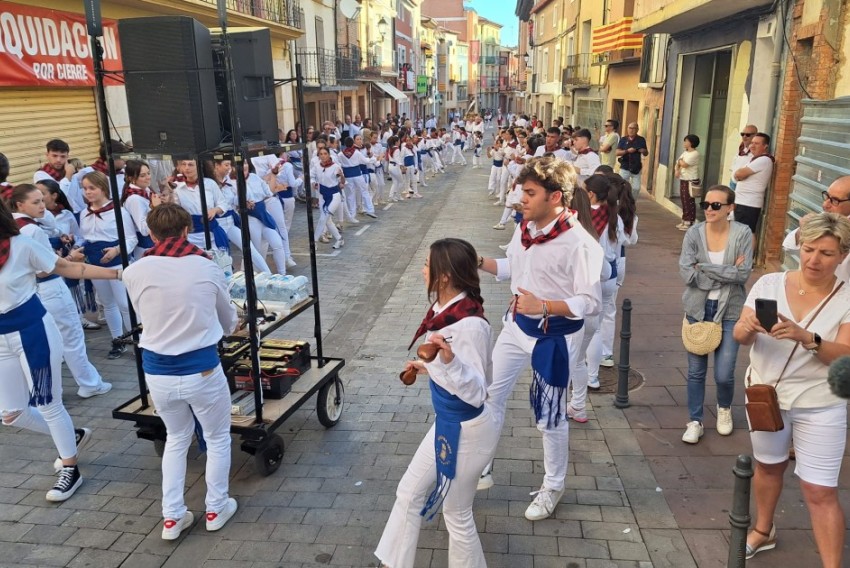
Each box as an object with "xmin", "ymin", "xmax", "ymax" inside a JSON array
[
  {"xmin": 732, "ymin": 132, "xmax": 774, "ymax": 234},
  {"xmin": 675, "ymin": 134, "xmax": 701, "ymax": 231},
  {"xmin": 598, "ymin": 119, "xmax": 620, "ymax": 169},
  {"xmin": 616, "ymin": 123, "xmax": 648, "ymax": 200},
  {"xmin": 123, "ymin": 204, "xmax": 238, "ymax": 541},
  {"xmin": 679, "ymin": 185, "xmax": 752, "ymax": 444},
  {"xmin": 729, "ymin": 125, "xmax": 758, "ymax": 190}
]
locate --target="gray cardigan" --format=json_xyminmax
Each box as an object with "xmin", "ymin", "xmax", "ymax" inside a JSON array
[{"xmin": 679, "ymin": 221, "xmax": 753, "ymax": 321}]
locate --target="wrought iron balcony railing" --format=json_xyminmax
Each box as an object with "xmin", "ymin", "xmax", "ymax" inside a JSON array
[
  {"xmin": 296, "ymin": 48, "xmax": 336, "ymax": 85},
  {"xmin": 562, "ymin": 53, "xmax": 591, "ymax": 89},
  {"xmin": 200, "ymin": 0, "xmax": 304, "ymax": 29}
]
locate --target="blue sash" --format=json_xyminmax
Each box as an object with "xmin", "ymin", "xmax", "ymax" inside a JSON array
[
  {"xmin": 620, "ymin": 245, "xmax": 626, "ymax": 258},
  {"xmin": 403, "ymin": 155, "xmax": 415, "ymax": 167},
  {"xmin": 420, "ymin": 379, "xmax": 483, "ymax": 520},
  {"xmin": 142, "ymin": 344, "xmax": 219, "ymax": 376},
  {"xmin": 319, "ymin": 184, "xmax": 339, "ymax": 213},
  {"xmin": 137, "ymin": 232, "xmax": 155, "ymax": 250},
  {"xmin": 608, "ymin": 259, "xmax": 618, "ymax": 280},
  {"xmin": 342, "ymin": 165, "xmax": 361, "ymax": 178},
  {"xmin": 248, "ymin": 201, "xmax": 277, "ymax": 230},
  {"xmin": 453, "ymin": 139, "xmax": 463, "ymax": 146},
  {"xmin": 277, "ymin": 187, "xmax": 294, "ymax": 199},
  {"xmin": 0, "ymin": 295, "xmax": 52, "ymax": 406},
  {"xmin": 288, "ymin": 155, "xmax": 301, "ymax": 163},
  {"xmin": 514, "ymin": 313, "xmax": 584, "ymax": 427},
  {"xmin": 48, "ymin": 236, "xmax": 62, "ymax": 250},
  {"xmin": 83, "ymin": 239, "xmax": 122, "ymax": 268},
  {"xmin": 37, "ymin": 274, "xmax": 60, "ymax": 284},
  {"xmin": 65, "ymin": 278, "xmax": 97, "ymax": 314},
  {"xmin": 359, "ymin": 165, "xmax": 369, "ymax": 175},
  {"xmin": 190, "ymin": 215, "xmax": 229, "ymax": 250},
  {"xmin": 493, "ymin": 160, "xmax": 503, "ymax": 167}
]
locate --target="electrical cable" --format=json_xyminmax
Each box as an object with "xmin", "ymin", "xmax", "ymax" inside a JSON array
[{"xmin": 779, "ymin": 0, "xmax": 813, "ymax": 100}]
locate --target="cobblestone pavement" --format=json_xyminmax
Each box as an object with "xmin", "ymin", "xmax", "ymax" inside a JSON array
[{"xmin": 0, "ymin": 156, "xmax": 841, "ymax": 567}]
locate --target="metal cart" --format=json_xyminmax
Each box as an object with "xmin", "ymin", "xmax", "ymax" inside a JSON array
[{"xmin": 92, "ymin": 6, "xmax": 344, "ymax": 476}]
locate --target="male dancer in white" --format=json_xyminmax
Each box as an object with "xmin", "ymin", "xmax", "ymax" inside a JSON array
[
  {"xmin": 477, "ymin": 156, "xmax": 602, "ymax": 521},
  {"xmin": 338, "ymin": 136, "xmax": 378, "ymax": 219}
]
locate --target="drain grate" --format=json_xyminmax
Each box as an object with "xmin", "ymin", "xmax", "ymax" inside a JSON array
[{"xmin": 591, "ymin": 365, "xmax": 644, "ymax": 394}]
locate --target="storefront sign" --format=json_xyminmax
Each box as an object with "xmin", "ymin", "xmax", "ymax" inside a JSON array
[
  {"xmin": 416, "ymin": 75, "xmax": 428, "ymax": 95},
  {"xmin": 0, "ymin": 1, "xmax": 122, "ymax": 87}
]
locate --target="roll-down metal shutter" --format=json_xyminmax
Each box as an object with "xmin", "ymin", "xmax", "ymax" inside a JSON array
[
  {"xmin": 0, "ymin": 88, "xmax": 102, "ymax": 186},
  {"xmin": 783, "ymin": 97, "xmax": 850, "ymax": 269}
]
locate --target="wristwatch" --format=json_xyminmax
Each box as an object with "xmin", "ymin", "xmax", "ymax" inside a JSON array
[{"xmin": 804, "ymin": 332, "xmax": 822, "ymax": 355}]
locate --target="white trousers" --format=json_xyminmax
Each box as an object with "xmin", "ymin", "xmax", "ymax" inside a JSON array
[
  {"xmin": 487, "ymin": 166, "xmax": 502, "ymax": 194},
  {"xmin": 370, "ymin": 168, "xmax": 386, "ymax": 203},
  {"xmin": 600, "ymin": 283, "xmax": 620, "ymax": 359},
  {"xmin": 314, "ymin": 192, "xmax": 342, "ymax": 243},
  {"xmin": 341, "ymin": 183, "xmax": 359, "ymax": 222},
  {"xmin": 38, "ymin": 278, "xmax": 103, "ymax": 391},
  {"xmin": 406, "ymin": 166, "xmax": 419, "ymax": 196},
  {"xmin": 388, "ymin": 165, "xmax": 405, "ymax": 200},
  {"xmin": 451, "ymin": 145, "xmax": 466, "ymax": 165},
  {"xmin": 498, "ymin": 168, "xmax": 511, "ymax": 203},
  {"xmin": 350, "ymin": 175, "xmax": 375, "ymax": 214},
  {"xmin": 568, "ymin": 314, "xmax": 600, "ymax": 412},
  {"xmin": 247, "ymin": 217, "xmax": 287, "ymax": 275},
  {"xmin": 588, "ymin": 278, "xmax": 619, "ymax": 382},
  {"xmin": 375, "ymin": 407, "xmax": 498, "ymax": 568},
  {"xmin": 431, "ymin": 151, "xmax": 445, "ymax": 171},
  {"xmin": 146, "ymin": 365, "xmax": 232, "ymax": 519},
  {"xmin": 264, "ymin": 197, "xmax": 292, "ymax": 260},
  {"xmin": 488, "ymin": 315, "xmax": 581, "ymax": 492},
  {"xmin": 220, "ymin": 219, "xmax": 271, "ymax": 274},
  {"xmin": 91, "ymin": 278, "xmax": 130, "ymax": 339},
  {"xmin": 0, "ymin": 312, "xmax": 77, "ymax": 459}
]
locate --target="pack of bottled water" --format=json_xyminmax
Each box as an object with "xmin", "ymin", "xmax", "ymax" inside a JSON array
[{"xmin": 228, "ymin": 272, "xmax": 310, "ymax": 308}]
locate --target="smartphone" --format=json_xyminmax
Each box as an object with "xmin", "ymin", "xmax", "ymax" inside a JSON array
[{"xmin": 755, "ymin": 298, "xmax": 778, "ymax": 332}]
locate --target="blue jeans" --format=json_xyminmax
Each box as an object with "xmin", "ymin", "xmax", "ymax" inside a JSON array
[
  {"xmin": 620, "ymin": 169, "xmax": 641, "ymax": 199},
  {"xmin": 686, "ymin": 300, "xmax": 739, "ymax": 422}
]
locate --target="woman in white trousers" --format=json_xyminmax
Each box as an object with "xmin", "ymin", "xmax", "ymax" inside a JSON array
[{"xmin": 311, "ymin": 148, "xmax": 344, "ymax": 249}]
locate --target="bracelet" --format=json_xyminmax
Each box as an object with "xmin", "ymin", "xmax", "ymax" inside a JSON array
[
  {"xmin": 477, "ymin": 255, "xmax": 484, "ymax": 268},
  {"xmin": 115, "ymin": 267, "xmax": 123, "ymax": 281}
]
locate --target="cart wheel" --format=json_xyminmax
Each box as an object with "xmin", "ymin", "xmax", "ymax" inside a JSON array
[
  {"xmin": 317, "ymin": 377, "xmax": 345, "ymax": 428},
  {"xmin": 254, "ymin": 434, "xmax": 284, "ymax": 476},
  {"xmin": 153, "ymin": 439, "xmax": 166, "ymax": 458}
]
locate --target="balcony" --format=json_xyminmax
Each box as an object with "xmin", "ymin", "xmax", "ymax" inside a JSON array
[
  {"xmin": 592, "ymin": 18, "xmax": 643, "ymax": 65},
  {"xmin": 562, "ymin": 53, "xmax": 591, "ymax": 89},
  {"xmin": 482, "ymin": 55, "xmax": 498, "ymax": 66},
  {"xmin": 335, "ymin": 45, "xmax": 362, "ymax": 82},
  {"xmin": 199, "ymin": 0, "xmax": 304, "ymax": 29},
  {"xmin": 296, "ymin": 48, "xmax": 336, "ymax": 86},
  {"xmin": 633, "ymin": 0, "xmax": 772, "ymax": 34}
]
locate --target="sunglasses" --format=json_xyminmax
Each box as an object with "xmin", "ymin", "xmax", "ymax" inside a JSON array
[
  {"xmin": 822, "ymin": 191, "xmax": 850, "ymax": 206},
  {"xmin": 700, "ymin": 201, "xmax": 729, "ymax": 211},
  {"xmin": 740, "ymin": 132, "xmax": 755, "ymax": 137}
]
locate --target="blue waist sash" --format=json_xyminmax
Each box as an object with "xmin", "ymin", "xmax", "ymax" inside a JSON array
[
  {"xmin": 137, "ymin": 232, "xmax": 155, "ymax": 250},
  {"xmin": 359, "ymin": 165, "xmax": 369, "ymax": 175},
  {"xmin": 319, "ymin": 184, "xmax": 339, "ymax": 213},
  {"xmin": 248, "ymin": 200, "xmax": 277, "ymax": 230},
  {"xmin": 277, "ymin": 187, "xmax": 294, "ymax": 199},
  {"xmin": 37, "ymin": 274, "xmax": 61, "ymax": 284},
  {"xmin": 608, "ymin": 259, "xmax": 618, "ymax": 280},
  {"xmin": 83, "ymin": 239, "xmax": 121, "ymax": 268},
  {"xmin": 0, "ymin": 295, "xmax": 53, "ymax": 406},
  {"xmin": 620, "ymin": 245, "xmax": 626, "ymax": 258},
  {"xmin": 288, "ymin": 155, "xmax": 301, "ymax": 163},
  {"xmin": 514, "ymin": 313, "xmax": 584, "ymax": 427},
  {"xmin": 142, "ymin": 344, "xmax": 220, "ymax": 376},
  {"xmin": 493, "ymin": 160, "xmax": 503, "ymax": 167},
  {"xmin": 403, "ymin": 155, "xmax": 415, "ymax": 167},
  {"xmin": 342, "ymin": 165, "xmax": 361, "ymax": 178},
  {"xmin": 453, "ymin": 139, "xmax": 463, "ymax": 146},
  {"xmin": 190, "ymin": 215, "xmax": 229, "ymax": 250},
  {"xmin": 421, "ymin": 379, "xmax": 483, "ymax": 520},
  {"xmin": 418, "ymin": 150, "xmax": 428, "ymax": 156}
]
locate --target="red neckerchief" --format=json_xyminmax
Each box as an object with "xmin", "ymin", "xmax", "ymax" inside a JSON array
[
  {"xmin": 388, "ymin": 147, "xmax": 398, "ymax": 158},
  {"xmin": 408, "ymin": 295, "xmax": 487, "ymax": 350},
  {"xmin": 509, "ymin": 141, "xmax": 518, "ymax": 148},
  {"xmin": 143, "ymin": 237, "xmax": 209, "ymax": 259},
  {"xmin": 578, "ymin": 147, "xmax": 596, "ymax": 155},
  {"xmin": 86, "ymin": 201, "xmax": 114, "ymax": 219},
  {"xmin": 15, "ymin": 216, "xmax": 37, "ymax": 229},
  {"xmin": 320, "ymin": 159, "xmax": 334, "ymax": 169},
  {"xmin": 122, "ymin": 184, "xmax": 149, "ymax": 201},
  {"xmin": 342, "ymin": 146, "xmax": 357, "ymax": 158},
  {"xmin": 520, "ymin": 211, "xmax": 571, "ymax": 249},
  {"xmin": 48, "ymin": 203, "xmax": 64, "ymax": 216},
  {"xmin": 40, "ymin": 163, "xmax": 64, "ymax": 182},
  {"xmin": 0, "ymin": 238, "xmax": 10, "ymax": 271},
  {"xmin": 590, "ymin": 204, "xmax": 609, "ymax": 237},
  {"xmin": 405, "ymin": 142, "xmax": 414, "ymax": 150},
  {"xmin": 0, "ymin": 181, "xmax": 12, "ymax": 201},
  {"xmin": 91, "ymin": 159, "xmax": 109, "ymax": 174}
]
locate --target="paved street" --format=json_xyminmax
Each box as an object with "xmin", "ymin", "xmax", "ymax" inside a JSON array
[{"xmin": 0, "ymin": 160, "xmax": 845, "ymax": 567}]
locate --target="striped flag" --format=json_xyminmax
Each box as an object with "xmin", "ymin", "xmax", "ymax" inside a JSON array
[{"xmin": 592, "ymin": 18, "xmax": 643, "ymax": 54}]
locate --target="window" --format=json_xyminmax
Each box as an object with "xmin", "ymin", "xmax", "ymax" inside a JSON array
[
  {"xmin": 315, "ymin": 17, "xmax": 324, "ymax": 50},
  {"xmin": 542, "ymin": 49, "xmax": 549, "ymax": 82}
]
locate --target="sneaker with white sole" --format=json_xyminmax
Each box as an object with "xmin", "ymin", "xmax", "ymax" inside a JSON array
[
  {"xmin": 81, "ymin": 319, "xmax": 101, "ymax": 331},
  {"xmin": 206, "ymin": 497, "xmax": 237, "ymax": 531},
  {"xmin": 332, "ymin": 238, "xmax": 345, "ymax": 249},
  {"xmin": 46, "ymin": 466, "xmax": 82, "ymax": 502},
  {"xmin": 77, "ymin": 382, "xmax": 112, "ymax": 399},
  {"xmin": 477, "ymin": 472, "xmax": 494, "ymax": 491},
  {"xmin": 162, "ymin": 511, "xmax": 194, "ymax": 540},
  {"xmin": 682, "ymin": 421, "xmax": 704, "ymax": 444},
  {"xmin": 524, "ymin": 486, "xmax": 564, "ymax": 521},
  {"xmin": 493, "ymin": 223, "xmax": 505, "ymax": 230},
  {"xmin": 285, "ymin": 257, "xmax": 297, "ymax": 268},
  {"xmin": 600, "ymin": 356, "xmax": 614, "ymax": 368},
  {"xmin": 567, "ymin": 403, "xmax": 588, "ymax": 423},
  {"xmin": 587, "ymin": 378, "xmax": 601, "ymax": 390},
  {"xmin": 54, "ymin": 428, "xmax": 93, "ymax": 473},
  {"xmin": 498, "ymin": 244, "xmax": 509, "ymax": 251},
  {"xmin": 716, "ymin": 406, "xmax": 733, "ymax": 436}
]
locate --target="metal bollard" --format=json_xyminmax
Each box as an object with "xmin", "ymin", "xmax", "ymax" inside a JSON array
[
  {"xmin": 727, "ymin": 455, "xmax": 754, "ymax": 568},
  {"xmin": 614, "ymin": 298, "xmax": 632, "ymax": 408}
]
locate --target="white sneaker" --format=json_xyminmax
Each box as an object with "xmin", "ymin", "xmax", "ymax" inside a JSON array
[
  {"xmin": 77, "ymin": 382, "xmax": 112, "ymax": 399},
  {"xmin": 206, "ymin": 498, "xmax": 237, "ymax": 531},
  {"xmin": 524, "ymin": 487, "xmax": 564, "ymax": 521},
  {"xmin": 162, "ymin": 511, "xmax": 194, "ymax": 540},
  {"xmin": 716, "ymin": 406, "xmax": 733, "ymax": 436},
  {"xmin": 477, "ymin": 472, "xmax": 494, "ymax": 491},
  {"xmin": 600, "ymin": 356, "xmax": 615, "ymax": 368},
  {"xmin": 682, "ymin": 421, "xmax": 704, "ymax": 444},
  {"xmin": 587, "ymin": 377, "xmax": 601, "ymax": 390},
  {"xmin": 285, "ymin": 258, "xmax": 297, "ymax": 268},
  {"xmin": 332, "ymin": 238, "xmax": 345, "ymax": 249},
  {"xmin": 498, "ymin": 244, "xmax": 509, "ymax": 251},
  {"xmin": 81, "ymin": 319, "xmax": 101, "ymax": 331},
  {"xmin": 493, "ymin": 223, "xmax": 505, "ymax": 230}
]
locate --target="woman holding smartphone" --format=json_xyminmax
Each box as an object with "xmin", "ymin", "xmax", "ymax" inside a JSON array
[
  {"xmin": 678, "ymin": 185, "xmax": 752, "ymax": 444},
  {"xmin": 733, "ymin": 212, "xmax": 850, "ymax": 566}
]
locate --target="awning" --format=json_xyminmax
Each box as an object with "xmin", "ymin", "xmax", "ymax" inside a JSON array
[{"xmin": 370, "ymin": 81, "xmax": 407, "ymax": 102}]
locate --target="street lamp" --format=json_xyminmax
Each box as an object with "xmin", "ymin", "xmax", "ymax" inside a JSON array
[
  {"xmin": 523, "ymin": 52, "xmax": 530, "ymax": 66},
  {"xmin": 368, "ymin": 17, "xmax": 390, "ymax": 67}
]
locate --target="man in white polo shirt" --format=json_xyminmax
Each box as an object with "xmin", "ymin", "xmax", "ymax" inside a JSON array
[{"xmin": 732, "ymin": 132, "xmax": 774, "ymax": 234}]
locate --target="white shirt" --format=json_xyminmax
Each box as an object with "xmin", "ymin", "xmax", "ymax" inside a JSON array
[
  {"xmin": 0, "ymin": 235, "xmax": 58, "ymax": 313},
  {"xmin": 80, "ymin": 201, "xmax": 138, "ymax": 251},
  {"xmin": 312, "ymin": 160, "xmax": 343, "ymax": 188},
  {"xmin": 677, "ymin": 149, "xmax": 700, "ymax": 181},
  {"xmin": 730, "ymin": 149, "xmax": 752, "ymax": 181},
  {"xmin": 123, "ymin": 187, "xmax": 153, "ymax": 238},
  {"xmin": 33, "ymin": 170, "xmax": 74, "ymax": 208},
  {"xmin": 245, "ymin": 173, "xmax": 272, "ymax": 201},
  {"xmin": 734, "ymin": 155, "xmax": 774, "ymax": 208},
  {"xmin": 533, "ymin": 146, "xmax": 571, "ymax": 161},
  {"xmin": 422, "ymin": 292, "xmax": 492, "ymax": 407},
  {"xmin": 173, "ymin": 179, "xmax": 229, "ymax": 218},
  {"xmin": 574, "ymin": 149, "xmax": 601, "ymax": 178},
  {"xmin": 745, "ymin": 272, "xmax": 850, "ymax": 409},
  {"xmin": 124, "ymin": 255, "xmax": 238, "ymax": 356},
  {"xmin": 494, "ymin": 212, "xmax": 603, "ymax": 319},
  {"xmin": 276, "ymin": 162, "xmax": 303, "ymax": 193},
  {"xmin": 593, "ymin": 206, "xmax": 627, "ymax": 281},
  {"xmin": 49, "ymin": 210, "xmax": 83, "ymax": 243}
]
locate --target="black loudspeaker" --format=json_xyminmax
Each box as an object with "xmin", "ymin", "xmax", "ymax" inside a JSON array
[
  {"xmin": 118, "ymin": 17, "xmax": 221, "ymax": 155},
  {"xmin": 211, "ymin": 28, "xmax": 278, "ymax": 144}
]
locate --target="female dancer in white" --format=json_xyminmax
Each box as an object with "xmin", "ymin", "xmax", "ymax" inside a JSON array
[
  {"xmin": 241, "ymin": 160, "xmax": 289, "ymax": 274},
  {"xmin": 121, "ymin": 159, "xmax": 160, "ymax": 259},
  {"xmin": 310, "ymin": 147, "xmax": 345, "ymax": 249}
]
